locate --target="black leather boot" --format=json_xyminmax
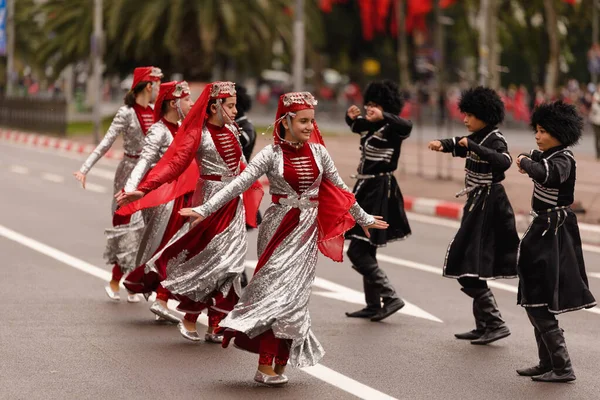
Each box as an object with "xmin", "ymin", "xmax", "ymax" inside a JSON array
[
  {"xmin": 370, "ymin": 269, "xmax": 405, "ymax": 322},
  {"xmin": 455, "ymin": 288, "xmax": 487, "ymax": 340},
  {"xmin": 531, "ymin": 321, "xmax": 576, "ymax": 383},
  {"xmin": 470, "ymin": 289, "xmax": 511, "ymax": 345},
  {"xmin": 517, "ymin": 327, "xmax": 552, "ymax": 376},
  {"xmin": 346, "ymin": 276, "xmax": 381, "ymax": 318}
]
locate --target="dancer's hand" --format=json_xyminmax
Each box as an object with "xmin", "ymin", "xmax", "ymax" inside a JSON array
[
  {"xmin": 458, "ymin": 137, "xmax": 469, "ymax": 148},
  {"xmin": 73, "ymin": 171, "xmax": 87, "ymax": 189},
  {"xmin": 516, "ymin": 155, "xmax": 527, "ymax": 174},
  {"xmin": 179, "ymin": 208, "xmax": 204, "ymax": 229},
  {"xmin": 116, "ymin": 190, "xmax": 144, "ymax": 207},
  {"xmin": 347, "ymin": 105, "xmax": 361, "ymax": 120},
  {"xmin": 362, "ymin": 216, "xmax": 389, "ymax": 238},
  {"xmin": 428, "ymin": 140, "xmax": 443, "ymax": 151}
]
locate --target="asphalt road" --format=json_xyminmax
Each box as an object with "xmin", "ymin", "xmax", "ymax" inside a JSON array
[{"xmin": 1, "ymin": 142, "xmax": 600, "ymax": 400}]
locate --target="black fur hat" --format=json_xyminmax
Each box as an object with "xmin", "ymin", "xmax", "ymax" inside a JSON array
[
  {"xmin": 235, "ymin": 84, "xmax": 252, "ymax": 116},
  {"xmin": 458, "ymin": 86, "xmax": 505, "ymax": 126},
  {"xmin": 530, "ymin": 101, "xmax": 583, "ymax": 146},
  {"xmin": 363, "ymin": 80, "xmax": 404, "ymax": 115}
]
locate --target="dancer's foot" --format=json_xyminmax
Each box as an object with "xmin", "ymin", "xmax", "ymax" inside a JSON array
[
  {"xmin": 274, "ymin": 364, "xmax": 287, "ymax": 376},
  {"xmin": 205, "ymin": 326, "xmax": 224, "ymax": 343},
  {"xmin": 255, "ymin": 365, "xmax": 288, "ymax": 386},
  {"xmin": 177, "ymin": 321, "xmax": 202, "ymax": 342}
]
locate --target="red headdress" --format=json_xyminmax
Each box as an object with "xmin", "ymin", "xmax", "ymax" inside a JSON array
[
  {"xmin": 153, "ymin": 81, "xmax": 191, "ymax": 123},
  {"xmin": 117, "ymin": 81, "xmax": 237, "ymax": 216},
  {"xmin": 131, "ymin": 66, "xmax": 163, "ymax": 90},
  {"xmin": 272, "ymin": 91, "xmax": 325, "ymax": 146}
]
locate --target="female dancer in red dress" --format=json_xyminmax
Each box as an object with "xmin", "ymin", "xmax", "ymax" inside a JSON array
[{"xmin": 180, "ymin": 92, "xmax": 388, "ymax": 385}]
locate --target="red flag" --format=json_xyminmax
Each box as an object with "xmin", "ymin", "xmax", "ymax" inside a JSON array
[
  {"xmin": 406, "ymin": 0, "xmax": 431, "ymax": 33},
  {"xmin": 359, "ymin": 0, "xmax": 375, "ymax": 41},
  {"xmin": 319, "ymin": 0, "xmax": 334, "ymax": 12}
]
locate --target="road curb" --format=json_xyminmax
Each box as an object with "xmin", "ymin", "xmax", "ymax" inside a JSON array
[
  {"xmin": 0, "ymin": 128, "xmax": 123, "ymax": 160},
  {"xmin": 2, "ymin": 128, "xmax": 598, "ymax": 246}
]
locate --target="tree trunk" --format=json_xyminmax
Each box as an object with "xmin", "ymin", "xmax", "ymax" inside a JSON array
[
  {"xmin": 488, "ymin": 0, "xmax": 500, "ymax": 90},
  {"xmin": 543, "ymin": 0, "xmax": 559, "ymax": 97}
]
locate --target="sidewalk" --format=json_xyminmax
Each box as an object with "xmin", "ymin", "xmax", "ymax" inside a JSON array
[{"xmin": 2, "ymin": 127, "xmax": 599, "ymax": 244}]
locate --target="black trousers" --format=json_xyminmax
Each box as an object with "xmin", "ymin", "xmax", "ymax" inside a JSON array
[{"xmin": 347, "ymin": 238, "xmax": 398, "ymax": 309}]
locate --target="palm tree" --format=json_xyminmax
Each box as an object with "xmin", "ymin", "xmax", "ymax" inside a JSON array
[{"xmin": 33, "ymin": 0, "xmax": 293, "ymax": 80}]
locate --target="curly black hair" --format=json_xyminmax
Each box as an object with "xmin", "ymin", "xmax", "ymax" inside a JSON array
[
  {"xmin": 235, "ymin": 84, "xmax": 252, "ymax": 116},
  {"xmin": 363, "ymin": 80, "xmax": 404, "ymax": 115},
  {"xmin": 530, "ymin": 101, "xmax": 583, "ymax": 147},
  {"xmin": 458, "ymin": 86, "xmax": 505, "ymax": 127}
]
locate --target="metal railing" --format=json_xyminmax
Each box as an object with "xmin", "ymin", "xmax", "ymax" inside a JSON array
[{"xmin": 0, "ymin": 97, "xmax": 67, "ymax": 135}]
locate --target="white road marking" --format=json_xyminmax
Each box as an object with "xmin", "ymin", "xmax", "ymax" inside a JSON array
[
  {"xmin": 9, "ymin": 165, "xmax": 29, "ymax": 174},
  {"xmin": 85, "ymin": 182, "xmax": 109, "ymax": 193},
  {"xmin": 41, "ymin": 173, "xmax": 65, "ymax": 183},
  {"xmin": 243, "ymin": 261, "xmax": 442, "ymax": 323},
  {"xmin": 0, "ymin": 223, "xmax": 399, "ymax": 400},
  {"xmin": 589, "ymin": 272, "xmax": 600, "ymax": 280}
]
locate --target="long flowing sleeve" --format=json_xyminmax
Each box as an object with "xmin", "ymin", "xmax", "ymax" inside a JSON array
[
  {"xmin": 80, "ymin": 106, "xmax": 130, "ymax": 174},
  {"xmin": 317, "ymin": 144, "xmax": 375, "ymax": 227},
  {"xmin": 137, "ymin": 126, "xmax": 200, "ymax": 193},
  {"xmin": 124, "ymin": 125, "xmax": 166, "ymax": 192},
  {"xmin": 193, "ymin": 145, "xmax": 272, "ymax": 218}
]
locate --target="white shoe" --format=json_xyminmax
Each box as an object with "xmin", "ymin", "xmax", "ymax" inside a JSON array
[
  {"xmin": 149, "ymin": 301, "xmax": 180, "ymax": 323},
  {"xmin": 104, "ymin": 285, "xmax": 120, "ymax": 301},
  {"xmin": 177, "ymin": 322, "xmax": 202, "ymax": 342},
  {"xmin": 254, "ymin": 370, "xmax": 289, "ymax": 386}
]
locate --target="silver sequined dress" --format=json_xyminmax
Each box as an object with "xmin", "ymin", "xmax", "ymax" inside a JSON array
[
  {"xmin": 79, "ymin": 105, "xmax": 146, "ymax": 272},
  {"xmin": 193, "ymin": 143, "xmax": 375, "ymax": 368},
  {"xmin": 123, "ymin": 119, "xmax": 176, "ymax": 266},
  {"xmin": 144, "ymin": 124, "xmax": 247, "ymax": 306}
]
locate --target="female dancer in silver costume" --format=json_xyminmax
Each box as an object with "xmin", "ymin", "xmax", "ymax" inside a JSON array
[
  {"xmin": 117, "ymin": 81, "xmax": 192, "ymax": 323},
  {"xmin": 116, "ymin": 82, "xmax": 262, "ymax": 342},
  {"xmin": 74, "ymin": 66, "xmax": 162, "ymax": 302},
  {"xmin": 180, "ymin": 92, "xmax": 388, "ymax": 386}
]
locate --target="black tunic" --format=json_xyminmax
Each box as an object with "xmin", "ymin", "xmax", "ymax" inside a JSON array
[
  {"xmin": 236, "ymin": 115, "xmax": 257, "ymax": 161},
  {"xmin": 439, "ymin": 125, "xmax": 519, "ymax": 279},
  {"xmin": 517, "ymin": 146, "xmax": 596, "ymax": 313},
  {"xmin": 344, "ymin": 113, "xmax": 412, "ymax": 246}
]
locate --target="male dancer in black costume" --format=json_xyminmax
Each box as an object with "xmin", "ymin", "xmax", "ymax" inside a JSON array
[
  {"xmin": 428, "ymin": 87, "xmax": 519, "ymax": 345},
  {"xmin": 345, "ymin": 80, "xmax": 412, "ymax": 322},
  {"xmin": 515, "ymin": 101, "xmax": 596, "ymax": 382}
]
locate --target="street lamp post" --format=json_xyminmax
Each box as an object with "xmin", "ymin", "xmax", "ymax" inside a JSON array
[
  {"xmin": 293, "ymin": 0, "xmax": 305, "ymax": 91},
  {"xmin": 92, "ymin": 0, "xmax": 103, "ymax": 144}
]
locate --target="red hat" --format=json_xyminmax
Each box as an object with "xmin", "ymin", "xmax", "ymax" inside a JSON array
[
  {"xmin": 153, "ymin": 81, "xmax": 191, "ymax": 122},
  {"xmin": 273, "ymin": 91, "xmax": 324, "ymax": 145},
  {"xmin": 131, "ymin": 66, "xmax": 163, "ymax": 90}
]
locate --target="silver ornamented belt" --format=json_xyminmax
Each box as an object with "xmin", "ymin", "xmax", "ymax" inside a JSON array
[
  {"xmin": 455, "ymin": 182, "xmax": 497, "ymax": 198},
  {"xmin": 530, "ymin": 205, "xmax": 570, "ymax": 218},
  {"xmin": 350, "ymin": 171, "xmax": 394, "ymax": 180},
  {"xmin": 273, "ymin": 195, "xmax": 318, "ymax": 209}
]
